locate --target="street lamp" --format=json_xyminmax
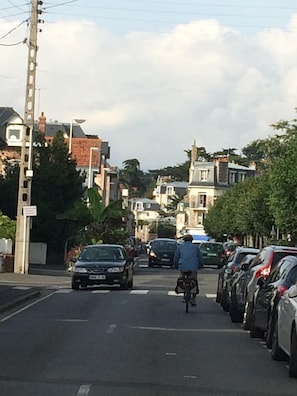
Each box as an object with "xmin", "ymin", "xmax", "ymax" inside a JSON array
[
  {"xmin": 68, "ymin": 118, "xmax": 86, "ymax": 154},
  {"xmin": 88, "ymin": 147, "xmax": 100, "ymax": 189}
]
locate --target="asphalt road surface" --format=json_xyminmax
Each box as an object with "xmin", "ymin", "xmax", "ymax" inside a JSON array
[{"xmin": 0, "ymin": 257, "xmax": 296, "ymax": 396}]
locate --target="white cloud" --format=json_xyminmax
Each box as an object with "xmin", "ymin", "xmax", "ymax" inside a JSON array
[{"xmin": 1, "ymin": 15, "xmax": 297, "ymax": 171}]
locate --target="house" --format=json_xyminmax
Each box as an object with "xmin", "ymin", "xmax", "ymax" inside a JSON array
[
  {"xmin": 176, "ymin": 143, "xmax": 256, "ymax": 240},
  {"xmin": 0, "ymin": 107, "xmax": 119, "ymax": 205},
  {"xmin": 153, "ymin": 175, "xmax": 188, "ymax": 211},
  {"xmin": 129, "ymin": 198, "xmax": 161, "ymax": 242}
]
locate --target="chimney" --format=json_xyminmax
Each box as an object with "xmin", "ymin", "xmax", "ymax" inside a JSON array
[{"xmin": 39, "ymin": 112, "xmax": 46, "ymax": 133}]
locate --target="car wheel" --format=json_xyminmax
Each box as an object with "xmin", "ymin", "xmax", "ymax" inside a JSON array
[
  {"xmin": 221, "ymin": 287, "xmax": 230, "ymax": 312},
  {"xmin": 120, "ymin": 273, "xmax": 129, "ymax": 290},
  {"xmin": 216, "ymin": 281, "xmax": 221, "ymax": 303},
  {"xmin": 230, "ymin": 290, "xmax": 243, "ymax": 323},
  {"xmin": 289, "ymin": 328, "xmax": 297, "ymax": 378},
  {"xmin": 250, "ymin": 307, "xmax": 264, "ymax": 338},
  {"xmin": 128, "ymin": 276, "xmax": 133, "ymax": 289},
  {"xmin": 243, "ymin": 301, "xmax": 253, "ymax": 330},
  {"xmin": 271, "ymin": 318, "xmax": 287, "ymax": 361},
  {"xmin": 72, "ymin": 280, "xmax": 79, "ymax": 290},
  {"xmin": 266, "ymin": 312, "xmax": 276, "ymax": 349}
]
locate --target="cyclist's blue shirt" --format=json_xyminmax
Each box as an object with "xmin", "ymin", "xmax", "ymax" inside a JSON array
[{"xmin": 173, "ymin": 242, "xmax": 204, "ymax": 271}]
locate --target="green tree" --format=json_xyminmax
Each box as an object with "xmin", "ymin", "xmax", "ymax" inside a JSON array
[
  {"xmin": 0, "ymin": 160, "xmax": 19, "ymax": 219},
  {"xmin": 81, "ymin": 188, "xmax": 128, "ymax": 245},
  {"xmin": 0, "ymin": 211, "xmax": 16, "ymax": 240},
  {"xmin": 31, "ymin": 131, "xmax": 86, "ymax": 262}
]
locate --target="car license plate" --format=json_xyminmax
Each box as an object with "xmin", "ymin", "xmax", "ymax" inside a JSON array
[
  {"xmin": 89, "ymin": 275, "xmax": 106, "ymax": 280},
  {"xmin": 208, "ymin": 253, "xmax": 217, "ymax": 257}
]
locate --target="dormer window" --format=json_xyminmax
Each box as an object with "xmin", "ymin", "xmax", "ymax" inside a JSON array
[
  {"xmin": 200, "ymin": 169, "xmax": 208, "ymax": 182},
  {"xmin": 7, "ymin": 128, "xmax": 21, "ymax": 141}
]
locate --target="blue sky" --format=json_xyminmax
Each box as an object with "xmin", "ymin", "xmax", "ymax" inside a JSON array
[{"xmin": 1, "ymin": 1, "xmax": 297, "ymax": 170}]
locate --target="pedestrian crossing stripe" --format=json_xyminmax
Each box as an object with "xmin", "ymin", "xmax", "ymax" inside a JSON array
[{"xmin": 52, "ymin": 289, "xmax": 215, "ymax": 298}]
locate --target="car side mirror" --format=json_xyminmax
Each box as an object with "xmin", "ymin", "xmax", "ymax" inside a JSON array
[{"xmin": 288, "ymin": 284, "xmax": 297, "ymax": 298}]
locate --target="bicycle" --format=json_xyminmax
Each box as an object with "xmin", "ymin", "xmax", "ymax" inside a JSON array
[{"xmin": 176, "ymin": 271, "xmax": 198, "ymax": 313}]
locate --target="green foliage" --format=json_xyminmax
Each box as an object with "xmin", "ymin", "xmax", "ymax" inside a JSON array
[
  {"xmin": 0, "ymin": 160, "xmax": 19, "ymax": 219},
  {"xmin": 31, "ymin": 131, "xmax": 86, "ymax": 255},
  {"xmin": 0, "ymin": 211, "xmax": 16, "ymax": 240},
  {"xmin": 79, "ymin": 188, "xmax": 129, "ymax": 245}
]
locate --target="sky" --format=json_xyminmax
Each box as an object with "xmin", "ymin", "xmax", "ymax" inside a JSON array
[{"xmin": 1, "ymin": 1, "xmax": 297, "ymax": 171}]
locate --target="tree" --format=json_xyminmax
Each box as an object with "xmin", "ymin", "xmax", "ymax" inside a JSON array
[
  {"xmin": 80, "ymin": 188, "xmax": 128, "ymax": 245},
  {"xmin": 119, "ymin": 159, "xmax": 147, "ymax": 197},
  {"xmin": 0, "ymin": 160, "xmax": 19, "ymax": 219},
  {"xmin": 0, "ymin": 211, "xmax": 16, "ymax": 240},
  {"xmin": 31, "ymin": 131, "xmax": 86, "ymax": 262}
]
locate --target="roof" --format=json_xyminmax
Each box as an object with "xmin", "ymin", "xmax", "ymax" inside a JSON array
[{"xmin": 43, "ymin": 122, "xmax": 86, "ymax": 138}]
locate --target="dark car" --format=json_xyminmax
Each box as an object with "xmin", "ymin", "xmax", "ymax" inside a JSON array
[
  {"xmin": 229, "ymin": 253, "xmax": 258, "ymax": 323},
  {"xmin": 199, "ymin": 242, "xmax": 225, "ymax": 268},
  {"xmin": 216, "ymin": 246, "xmax": 259, "ymax": 311},
  {"xmin": 148, "ymin": 238, "xmax": 177, "ymax": 267},
  {"xmin": 250, "ymin": 255, "xmax": 297, "ymax": 348},
  {"xmin": 242, "ymin": 245, "xmax": 297, "ymax": 330},
  {"xmin": 71, "ymin": 244, "xmax": 134, "ymax": 290}
]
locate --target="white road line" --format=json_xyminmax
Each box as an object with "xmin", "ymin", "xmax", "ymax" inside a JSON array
[
  {"xmin": 13, "ymin": 286, "xmax": 32, "ymax": 290},
  {"xmin": 54, "ymin": 319, "xmax": 88, "ymax": 323},
  {"xmin": 107, "ymin": 324, "xmax": 117, "ymax": 334},
  {"xmin": 129, "ymin": 290, "xmax": 149, "ymax": 294},
  {"xmin": 168, "ymin": 291, "xmax": 182, "ymax": 297},
  {"xmin": 184, "ymin": 375, "xmax": 197, "ymax": 379},
  {"xmin": 165, "ymin": 352, "xmax": 177, "ymax": 356},
  {"xmin": 54, "ymin": 289, "xmax": 72, "ymax": 293},
  {"xmin": 0, "ymin": 291, "xmax": 56, "ymax": 323},
  {"xmin": 131, "ymin": 326, "xmax": 244, "ymax": 333},
  {"xmin": 77, "ymin": 384, "xmax": 91, "ymax": 396},
  {"xmin": 91, "ymin": 290, "xmax": 110, "ymax": 294},
  {"xmin": 206, "ymin": 293, "xmax": 217, "ymax": 298}
]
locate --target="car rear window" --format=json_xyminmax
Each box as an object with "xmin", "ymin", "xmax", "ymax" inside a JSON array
[
  {"xmin": 151, "ymin": 241, "xmax": 177, "ymax": 250},
  {"xmin": 200, "ymin": 243, "xmax": 222, "ymax": 252},
  {"xmin": 272, "ymin": 251, "xmax": 297, "ymax": 268}
]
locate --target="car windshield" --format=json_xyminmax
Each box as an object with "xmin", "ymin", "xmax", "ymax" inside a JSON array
[
  {"xmin": 151, "ymin": 241, "xmax": 176, "ymax": 250},
  {"xmin": 79, "ymin": 246, "xmax": 125, "ymax": 261}
]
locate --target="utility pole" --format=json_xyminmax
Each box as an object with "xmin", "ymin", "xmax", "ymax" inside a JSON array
[{"xmin": 14, "ymin": 0, "xmax": 43, "ymax": 274}]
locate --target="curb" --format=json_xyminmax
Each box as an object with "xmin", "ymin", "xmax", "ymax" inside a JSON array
[{"xmin": 0, "ymin": 289, "xmax": 41, "ymax": 315}]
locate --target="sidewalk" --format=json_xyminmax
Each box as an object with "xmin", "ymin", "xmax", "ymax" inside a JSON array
[{"xmin": 0, "ymin": 266, "xmax": 71, "ymax": 315}]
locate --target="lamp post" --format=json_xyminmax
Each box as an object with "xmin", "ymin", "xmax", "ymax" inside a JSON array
[
  {"xmin": 68, "ymin": 118, "xmax": 85, "ymax": 154},
  {"xmin": 88, "ymin": 147, "xmax": 100, "ymax": 189}
]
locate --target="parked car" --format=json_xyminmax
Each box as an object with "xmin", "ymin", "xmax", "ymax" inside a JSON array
[
  {"xmin": 216, "ymin": 246, "xmax": 259, "ymax": 311},
  {"xmin": 272, "ymin": 281, "xmax": 297, "ymax": 378},
  {"xmin": 229, "ymin": 253, "xmax": 258, "ymax": 323},
  {"xmin": 242, "ymin": 245, "xmax": 297, "ymax": 330},
  {"xmin": 223, "ymin": 242, "xmax": 239, "ymax": 262},
  {"xmin": 199, "ymin": 242, "xmax": 225, "ymax": 268},
  {"xmin": 71, "ymin": 244, "xmax": 134, "ymax": 290},
  {"xmin": 249, "ymin": 255, "xmax": 297, "ymax": 349},
  {"xmin": 148, "ymin": 238, "xmax": 178, "ymax": 267}
]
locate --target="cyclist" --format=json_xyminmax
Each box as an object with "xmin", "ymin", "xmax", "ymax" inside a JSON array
[{"xmin": 173, "ymin": 234, "xmax": 204, "ymax": 306}]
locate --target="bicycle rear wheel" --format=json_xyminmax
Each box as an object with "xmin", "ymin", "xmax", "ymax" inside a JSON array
[{"xmin": 185, "ymin": 288, "xmax": 191, "ymax": 313}]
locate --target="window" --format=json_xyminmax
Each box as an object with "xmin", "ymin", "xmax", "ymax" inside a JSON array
[
  {"xmin": 7, "ymin": 128, "xmax": 21, "ymax": 141},
  {"xmin": 200, "ymin": 170, "xmax": 208, "ymax": 181},
  {"xmin": 229, "ymin": 171, "xmax": 236, "ymax": 183},
  {"xmin": 198, "ymin": 194, "xmax": 207, "ymax": 207},
  {"xmin": 238, "ymin": 172, "xmax": 245, "ymax": 182},
  {"xmin": 197, "ymin": 212, "xmax": 205, "ymax": 225},
  {"xmin": 136, "ymin": 202, "xmax": 143, "ymax": 211},
  {"xmin": 167, "ymin": 186, "xmax": 173, "ymax": 195}
]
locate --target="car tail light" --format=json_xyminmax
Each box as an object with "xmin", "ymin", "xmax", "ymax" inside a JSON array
[
  {"xmin": 277, "ymin": 285, "xmax": 288, "ymax": 297},
  {"xmin": 255, "ymin": 265, "xmax": 270, "ymax": 279}
]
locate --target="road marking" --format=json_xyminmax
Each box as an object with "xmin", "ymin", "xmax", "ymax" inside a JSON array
[
  {"xmin": 91, "ymin": 290, "xmax": 110, "ymax": 294},
  {"xmin": 165, "ymin": 352, "xmax": 177, "ymax": 356},
  {"xmin": 54, "ymin": 289, "xmax": 72, "ymax": 293},
  {"xmin": 168, "ymin": 291, "xmax": 182, "ymax": 296},
  {"xmin": 184, "ymin": 375, "xmax": 197, "ymax": 379},
  {"xmin": 0, "ymin": 291, "xmax": 56, "ymax": 323},
  {"xmin": 138, "ymin": 264, "xmax": 148, "ymax": 268},
  {"xmin": 129, "ymin": 290, "xmax": 149, "ymax": 294},
  {"xmin": 13, "ymin": 286, "xmax": 32, "ymax": 290},
  {"xmin": 107, "ymin": 324, "xmax": 117, "ymax": 334},
  {"xmin": 77, "ymin": 384, "xmax": 91, "ymax": 396},
  {"xmin": 206, "ymin": 293, "xmax": 217, "ymax": 298},
  {"xmin": 54, "ymin": 319, "xmax": 88, "ymax": 322},
  {"xmin": 131, "ymin": 326, "xmax": 244, "ymax": 333}
]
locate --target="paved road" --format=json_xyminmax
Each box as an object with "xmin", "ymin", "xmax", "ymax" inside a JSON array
[{"xmin": 0, "ymin": 257, "xmax": 296, "ymax": 395}]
